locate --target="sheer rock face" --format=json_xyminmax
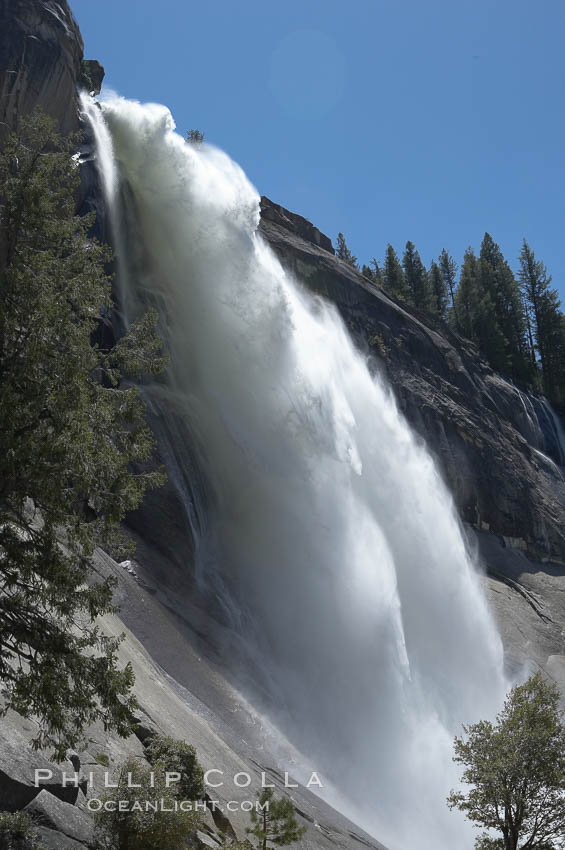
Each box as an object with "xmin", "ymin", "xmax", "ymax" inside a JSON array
[
  {"xmin": 259, "ymin": 196, "xmax": 565, "ymax": 563},
  {"xmin": 0, "ymin": 0, "xmax": 85, "ymax": 139}
]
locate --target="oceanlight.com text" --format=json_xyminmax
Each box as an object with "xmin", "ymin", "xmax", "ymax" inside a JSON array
[{"xmin": 86, "ymin": 798, "xmax": 269, "ymax": 814}]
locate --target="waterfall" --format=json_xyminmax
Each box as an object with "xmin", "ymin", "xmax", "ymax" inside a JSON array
[
  {"xmin": 514, "ymin": 386, "xmax": 544, "ymax": 448},
  {"xmin": 81, "ymin": 93, "xmax": 507, "ymax": 850},
  {"xmin": 540, "ymin": 399, "xmax": 565, "ymax": 465}
]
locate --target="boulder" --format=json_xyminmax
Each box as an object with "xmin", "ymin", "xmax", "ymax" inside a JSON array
[
  {"xmin": 195, "ymin": 830, "xmax": 221, "ymax": 849},
  {"xmin": 0, "ymin": 735, "xmax": 79, "ymax": 811},
  {"xmin": 24, "ymin": 789, "xmax": 93, "ymax": 845}
]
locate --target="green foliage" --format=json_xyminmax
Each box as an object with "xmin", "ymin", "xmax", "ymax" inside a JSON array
[
  {"xmin": 368, "ymin": 333, "xmax": 388, "ymax": 359},
  {"xmin": 80, "ymin": 60, "xmax": 94, "ymax": 92},
  {"xmin": 335, "ymin": 232, "xmax": 358, "ymax": 269},
  {"xmin": 454, "ymin": 246, "xmax": 507, "ymax": 368},
  {"xmin": 144, "ymin": 735, "xmax": 205, "ymax": 801},
  {"xmin": 429, "ymin": 259, "xmax": 448, "ymax": 319},
  {"xmin": 439, "ymin": 249, "xmax": 459, "ymax": 323},
  {"xmin": 453, "ymin": 248, "xmax": 479, "ymax": 337},
  {"xmin": 246, "ymin": 788, "xmax": 305, "ymax": 850},
  {"xmin": 186, "ymin": 129, "xmax": 205, "ymax": 144},
  {"xmin": 93, "ymin": 757, "xmax": 197, "ymax": 850},
  {"xmin": 478, "ymin": 233, "xmax": 531, "ymax": 383},
  {"xmin": 382, "ymin": 244, "xmax": 408, "ymax": 300},
  {"xmin": 354, "ymin": 229, "xmax": 565, "ymax": 394},
  {"xmin": 447, "ymin": 237, "xmax": 533, "ymax": 383},
  {"xmin": 447, "ymin": 674, "xmax": 565, "ymax": 850},
  {"xmin": 361, "ymin": 258, "xmax": 383, "ymax": 287},
  {"xmin": 95, "ymin": 753, "xmax": 111, "ymax": 767},
  {"xmin": 0, "ymin": 109, "xmax": 166, "ymax": 759},
  {"xmin": 0, "ymin": 812, "xmax": 46, "ymax": 849},
  {"xmin": 402, "ymin": 241, "xmax": 432, "ymax": 310},
  {"xmin": 519, "ymin": 240, "xmax": 565, "ymax": 403}
]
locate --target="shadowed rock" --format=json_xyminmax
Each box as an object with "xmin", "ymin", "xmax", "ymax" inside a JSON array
[
  {"xmin": 0, "ymin": 0, "xmax": 82, "ymax": 138},
  {"xmin": 0, "ymin": 734, "xmax": 79, "ymax": 811},
  {"xmin": 24, "ymin": 789, "xmax": 93, "ymax": 845}
]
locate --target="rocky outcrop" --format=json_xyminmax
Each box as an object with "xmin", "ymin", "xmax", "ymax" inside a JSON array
[
  {"xmin": 0, "ymin": 734, "xmax": 80, "ymax": 811},
  {"xmin": 260, "ymin": 197, "xmax": 335, "ymax": 255},
  {"xmin": 259, "ymin": 196, "xmax": 565, "ymax": 563},
  {"xmin": 0, "ymin": 0, "xmax": 109, "ymax": 271},
  {"xmin": 79, "ymin": 58, "xmax": 104, "ymax": 95},
  {"xmin": 24, "ymin": 790, "xmax": 93, "ymax": 846},
  {"xmin": 0, "ymin": 0, "xmax": 81, "ymax": 138},
  {"xmin": 0, "ymin": 0, "xmax": 103, "ymax": 141}
]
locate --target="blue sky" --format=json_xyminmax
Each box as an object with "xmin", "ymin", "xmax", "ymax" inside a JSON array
[{"xmin": 72, "ymin": 0, "xmax": 564, "ymax": 297}]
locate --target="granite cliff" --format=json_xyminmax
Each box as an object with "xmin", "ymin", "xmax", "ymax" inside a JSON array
[{"xmin": 0, "ymin": 0, "xmax": 94, "ymax": 139}]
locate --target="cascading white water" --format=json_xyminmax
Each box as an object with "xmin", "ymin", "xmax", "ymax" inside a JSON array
[
  {"xmin": 541, "ymin": 399, "xmax": 565, "ymax": 466},
  {"xmin": 81, "ymin": 93, "xmax": 507, "ymax": 850}
]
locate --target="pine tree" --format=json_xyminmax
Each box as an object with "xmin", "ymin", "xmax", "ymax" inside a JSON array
[
  {"xmin": 518, "ymin": 239, "xmax": 565, "ymax": 400},
  {"xmin": 479, "ymin": 233, "xmax": 531, "ymax": 383},
  {"xmin": 518, "ymin": 240, "xmax": 541, "ymax": 370},
  {"xmin": 453, "ymin": 247, "xmax": 507, "ymax": 372},
  {"xmin": 186, "ymin": 129, "xmax": 204, "ymax": 144},
  {"xmin": 453, "ymin": 249, "xmax": 480, "ymax": 340},
  {"xmin": 536, "ymin": 302, "xmax": 565, "ymax": 404},
  {"xmin": 439, "ymin": 249, "xmax": 459, "ymax": 327},
  {"xmin": 361, "ymin": 257, "xmax": 383, "ymax": 287},
  {"xmin": 429, "ymin": 259, "xmax": 448, "ymax": 319},
  {"xmin": 246, "ymin": 788, "xmax": 306, "ymax": 850},
  {"xmin": 403, "ymin": 241, "xmax": 432, "ymax": 310},
  {"xmin": 335, "ymin": 232, "xmax": 358, "ymax": 268},
  {"xmin": 0, "ymin": 109, "xmax": 166, "ymax": 758},
  {"xmin": 382, "ymin": 244, "xmax": 407, "ymax": 300}
]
